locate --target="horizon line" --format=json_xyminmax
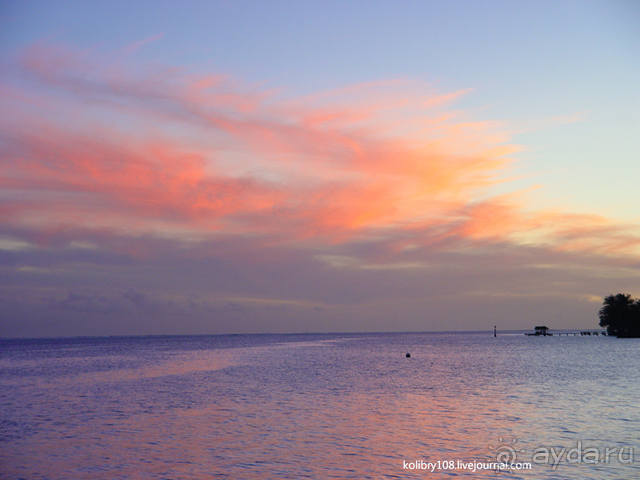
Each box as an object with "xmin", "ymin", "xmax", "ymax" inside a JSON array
[{"xmin": 0, "ymin": 327, "xmax": 605, "ymax": 341}]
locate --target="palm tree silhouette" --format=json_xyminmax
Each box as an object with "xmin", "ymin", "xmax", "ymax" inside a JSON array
[{"xmin": 599, "ymin": 293, "xmax": 640, "ymax": 337}]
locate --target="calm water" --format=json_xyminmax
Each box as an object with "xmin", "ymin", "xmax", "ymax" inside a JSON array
[{"xmin": 1, "ymin": 332, "xmax": 639, "ymax": 479}]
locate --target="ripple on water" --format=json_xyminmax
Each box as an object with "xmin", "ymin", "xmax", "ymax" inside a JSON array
[{"xmin": 1, "ymin": 334, "xmax": 639, "ymax": 479}]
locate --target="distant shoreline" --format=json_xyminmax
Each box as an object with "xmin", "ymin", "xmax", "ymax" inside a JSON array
[{"xmin": 0, "ymin": 329, "xmax": 609, "ymax": 341}]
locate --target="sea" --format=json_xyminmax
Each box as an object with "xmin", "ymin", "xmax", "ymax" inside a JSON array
[{"xmin": 1, "ymin": 332, "xmax": 639, "ymax": 479}]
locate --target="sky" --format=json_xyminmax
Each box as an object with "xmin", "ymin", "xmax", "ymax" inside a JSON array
[{"xmin": 1, "ymin": 0, "xmax": 639, "ymax": 337}]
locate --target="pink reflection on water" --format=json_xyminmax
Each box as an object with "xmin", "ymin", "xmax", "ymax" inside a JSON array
[{"xmin": 3, "ymin": 335, "xmax": 638, "ymax": 480}]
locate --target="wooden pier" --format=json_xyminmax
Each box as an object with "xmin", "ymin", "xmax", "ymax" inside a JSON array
[
  {"xmin": 524, "ymin": 328, "xmax": 607, "ymax": 336},
  {"xmin": 553, "ymin": 329, "xmax": 607, "ymax": 336}
]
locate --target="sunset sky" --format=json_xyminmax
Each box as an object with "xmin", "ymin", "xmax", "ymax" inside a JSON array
[{"xmin": 1, "ymin": 1, "xmax": 639, "ymax": 336}]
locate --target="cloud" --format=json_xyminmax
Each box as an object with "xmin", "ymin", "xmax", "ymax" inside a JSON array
[
  {"xmin": 1, "ymin": 41, "xmax": 640, "ymax": 336},
  {"xmin": 451, "ymin": 197, "xmax": 640, "ymax": 257},
  {"xmin": 122, "ymin": 34, "xmax": 165, "ymax": 55},
  {"xmin": 1, "ymin": 229, "xmax": 638, "ymax": 337},
  {"xmin": 3, "ymin": 44, "xmax": 638, "ymax": 255},
  {"xmin": 1, "ymin": 42, "xmax": 526, "ymax": 244},
  {"xmin": 422, "ymin": 88, "xmax": 474, "ymax": 108}
]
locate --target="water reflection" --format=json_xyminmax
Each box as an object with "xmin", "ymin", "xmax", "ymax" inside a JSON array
[{"xmin": 1, "ymin": 334, "xmax": 639, "ymax": 479}]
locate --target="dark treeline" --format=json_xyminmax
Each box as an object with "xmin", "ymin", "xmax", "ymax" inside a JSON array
[{"xmin": 599, "ymin": 293, "xmax": 640, "ymax": 338}]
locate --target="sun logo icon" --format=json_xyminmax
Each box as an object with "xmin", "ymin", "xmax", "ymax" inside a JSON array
[{"xmin": 488, "ymin": 437, "xmax": 522, "ymax": 464}]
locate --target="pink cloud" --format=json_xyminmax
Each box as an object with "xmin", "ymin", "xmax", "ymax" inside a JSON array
[{"xmin": 1, "ymin": 41, "xmax": 638, "ymax": 259}]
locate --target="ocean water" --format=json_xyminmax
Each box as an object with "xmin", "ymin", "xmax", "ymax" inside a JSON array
[{"xmin": 1, "ymin": 332, "xmax": 639, "ymax": 479}]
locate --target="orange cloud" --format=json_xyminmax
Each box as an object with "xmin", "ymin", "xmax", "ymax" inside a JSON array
[
  {"xmin": 1, "ymin": 42, "xmax": 639, "ymax": 259},
  {"xmin": 450, "ymin": 196, "xmax": 640, "ymax": 257}
]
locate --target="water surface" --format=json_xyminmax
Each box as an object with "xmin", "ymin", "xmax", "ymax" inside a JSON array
[{"xmin": 1, "ymin": 333, "xmax": 639, "ymax": 479}]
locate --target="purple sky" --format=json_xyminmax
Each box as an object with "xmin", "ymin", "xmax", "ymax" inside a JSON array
[{"xmin": 1, "ymin": 1, "xmax": 639, "ymax": 336}]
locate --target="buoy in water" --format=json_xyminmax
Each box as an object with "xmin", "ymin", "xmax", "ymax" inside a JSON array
[{"xmin": 405, "ymin": 352, "xmax": 411, "ymax": 358}]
